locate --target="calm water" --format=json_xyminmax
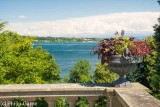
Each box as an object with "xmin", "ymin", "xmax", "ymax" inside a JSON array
[{"xmin": 34, "ymin": 42, "xmax": 100, "ymax": 77}]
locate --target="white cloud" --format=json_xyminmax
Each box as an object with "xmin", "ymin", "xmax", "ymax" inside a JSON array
[
  {"xmin": 6, "ymin": 12, "xmax": 160, "ymax": 37},
  {"xmin": 18, "ymin": 15, "xmax": 28, "ymax": 19}
]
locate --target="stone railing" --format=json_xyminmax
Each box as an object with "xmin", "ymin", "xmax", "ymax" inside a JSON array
[{"xmin": 0, "ymin": 83, "xmax": 159, "ymax": 107}]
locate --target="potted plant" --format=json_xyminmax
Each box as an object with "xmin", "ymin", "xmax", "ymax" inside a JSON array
[{"xmin": 94, "ymin": 30, "xmax": 152, "ymax": 87}]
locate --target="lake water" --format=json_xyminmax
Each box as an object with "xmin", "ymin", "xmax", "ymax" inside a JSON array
[{"xmin": 34, "ymin": 42, "xmax": 100, "ymax": 77}]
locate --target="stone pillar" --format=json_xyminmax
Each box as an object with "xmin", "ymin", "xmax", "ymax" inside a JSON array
[
  {"xmin": 106, "ymin": 94, "xmax": 112, "ymax": 107},
  {"xmin": 67, "ymin": 96, "xmax": 78, "ymax": 107},
  {"xmin": 86, "ymin": 96, "xmax": 99, "ymax": 107},
  {"xmin": 45, "ymin": 97, "xmax": 56, "ymax": 107}
]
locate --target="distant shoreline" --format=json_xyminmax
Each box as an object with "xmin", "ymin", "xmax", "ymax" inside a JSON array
[
  {"xmin": 34, "ymin": 37, "xmax": 102, "ymax": 43},
  {"xmin": 33, "ymin": 36, "xmax": 148, "ymax": 43}
]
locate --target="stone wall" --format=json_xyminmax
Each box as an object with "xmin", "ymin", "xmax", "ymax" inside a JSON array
[{"xmin": 0, "ymin": 83, "xmax": 159, "ymax": 107}]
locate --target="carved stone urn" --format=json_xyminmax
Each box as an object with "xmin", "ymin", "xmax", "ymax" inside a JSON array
[{"xmin": 108, "ymin": 55, "xmax": 143, "ymax": 87}]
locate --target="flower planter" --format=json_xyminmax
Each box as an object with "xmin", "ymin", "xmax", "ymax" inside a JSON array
[
  {"xmin": 108, "ymin": 55, "xmax": 143, "ymax": 87},
  {"xmin": 94, "ymin": 30, "xmax": 152, "ymax": 87}
]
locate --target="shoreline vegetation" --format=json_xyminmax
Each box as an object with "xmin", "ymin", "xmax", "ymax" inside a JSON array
[{"xmin": 33, "ymin": 37, "xmax": 102, "ymax": 43}]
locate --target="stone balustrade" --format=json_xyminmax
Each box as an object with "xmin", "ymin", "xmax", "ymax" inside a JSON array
[{"xmin": 0, "ymin": 83, "xmax": 159, "ymax": 107}]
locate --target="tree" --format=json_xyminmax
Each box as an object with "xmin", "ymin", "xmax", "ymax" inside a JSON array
[
  {"xmin": 0, "ymin": 31, "xmax": 61, "ymax": 84},
  {"xmin": 63, "ymin": 60, "xmax": 92, "ymax": 107},
  {"xmin": 67, "ymin": 60, "xmax": 92, "ymax": 84},
  {"xmin": 152, "ymin": 17, "xmax": 160, "ymax": 99},
  {"xmin": 0, "ymin": 20, "xmax": 7, "ymax": 31},
  {"xmin": 93, "ymin": 63, "xmax": 117, "ymax": 83}
]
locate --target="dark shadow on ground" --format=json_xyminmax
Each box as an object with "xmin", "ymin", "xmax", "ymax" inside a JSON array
[{"xmin": 80, "ymin": 83, "xmax": 114, "ymax": 87}]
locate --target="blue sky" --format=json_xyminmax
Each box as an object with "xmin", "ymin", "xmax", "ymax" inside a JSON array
[
  {"xmin": 0, "ymin": 0, "xmax": 160, "ymax": 37},
  {"xmin": 0, "ymin": 0, "xmax": 159, "ymax": 22}
]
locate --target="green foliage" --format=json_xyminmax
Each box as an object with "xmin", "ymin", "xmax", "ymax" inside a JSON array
[
  {"xmin": 54, "ymin": 97, "xmax": 69, "ymax": 107},
  {"xmin": 93, "ymin": 63, "xmax": 117, "ymax": 83},
  {"xmin": 0, "ymin": 31, "xmax": 61, "ymax": 84},
  {"xmin": 67, "ymin": 60, "xmax": 92, "ymax": 84},
  {"xmin": 95, "ymin": 96, "xmax": 107, "ymax": 107},
  {"xmin": 10, "ymin": 98, "xmax": 27, "ymax": 107},
  {"xmin": 33, "ymin": 98, "xmax": 48, "ymax": 107},
  {"xmin": 75, "ymin": 97, "xmax": 89, "ymax": 107}
]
